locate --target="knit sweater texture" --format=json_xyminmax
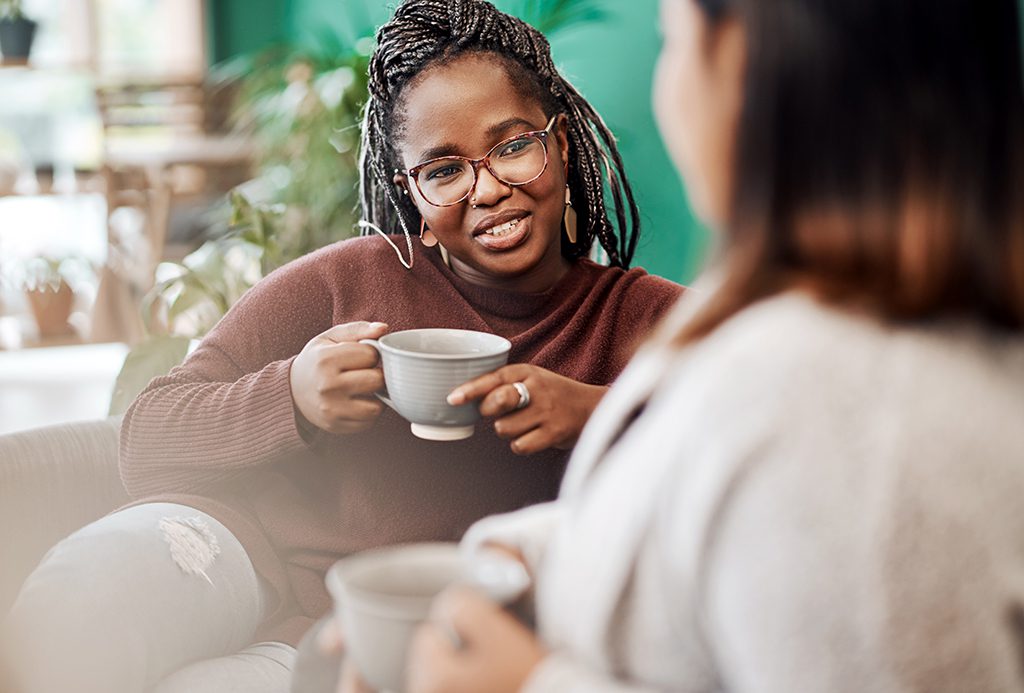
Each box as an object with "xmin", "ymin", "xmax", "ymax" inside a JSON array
[{"xmin": 119, "ymin": 235, "xmax": 682, "ymax": 644}]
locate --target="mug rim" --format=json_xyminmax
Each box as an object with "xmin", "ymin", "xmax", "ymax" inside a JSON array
[
  {"xmin": 326, "ymin": 542, "xmax": 462, "ymax": 618},
  {"xmin": 376, "ymin": 328, "xmax": 511, "ymax": 361}
]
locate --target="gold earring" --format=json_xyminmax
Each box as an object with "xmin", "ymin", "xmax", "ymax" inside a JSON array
[
  {"xmin": 420, "ymin": 217, "xmax": 438, "ymax": 247},
  {"xmin": 563, "ymin": 185, "xmax": 577, "ymax": 244}
]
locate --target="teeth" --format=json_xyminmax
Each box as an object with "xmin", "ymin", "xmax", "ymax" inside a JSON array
[{"xmin": 485, "ymin": 219, "xmax": 520, "ymax": 237}]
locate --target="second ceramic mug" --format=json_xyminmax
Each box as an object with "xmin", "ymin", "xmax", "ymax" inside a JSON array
[
  {"xmin": 326, "ymin": 542, "xmax": 532, "ymax": 693},
  {"xmin": 360, "ymin": 328, "xmax": 512, "ymax": 441}
]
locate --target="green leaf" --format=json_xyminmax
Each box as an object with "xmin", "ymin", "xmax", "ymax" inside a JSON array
[
  {"xmin": 108, "ymin": 336, "xmax": 192, "ymax": 416},
  {"xmin": 166, "ymin": 283, "xmax": 211, "ymax": 323},
  {"xmin": 509, "ymin": 0, "xmax": 607, "ymax": 35}
]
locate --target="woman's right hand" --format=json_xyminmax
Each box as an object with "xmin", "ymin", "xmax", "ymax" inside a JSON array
[{"xmin": 289, "ymin": 321, "xmax": 389, "ymax": 435}]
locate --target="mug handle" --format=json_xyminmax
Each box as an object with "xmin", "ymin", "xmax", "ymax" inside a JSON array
[{"xmin": 358, "ymin": 339, "xmax": 397, "ymax": 411}]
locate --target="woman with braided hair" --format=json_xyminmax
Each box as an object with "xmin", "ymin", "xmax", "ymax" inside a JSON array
[{"xmin": 0, "ymin": 1, "xmax": 681, "ymax": 692}]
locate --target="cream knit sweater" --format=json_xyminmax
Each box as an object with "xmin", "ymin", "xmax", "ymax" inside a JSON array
[{"xmin": 467, "ymin": 290, "xmax": 1024, "ymax": 692}]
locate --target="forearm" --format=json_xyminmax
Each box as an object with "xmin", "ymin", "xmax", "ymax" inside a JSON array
[{"xmin": 118, "ymin": 357, "xmax": 310, "ymax": 497}]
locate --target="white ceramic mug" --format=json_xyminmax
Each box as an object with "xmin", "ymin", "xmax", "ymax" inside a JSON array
[
  {"xmin": 360, "ymin": 328, "xmax": 511, "ymax": 441},
  {"xmin": 326, "ymin": 542, "xmax": 530, "ymax": 693}
]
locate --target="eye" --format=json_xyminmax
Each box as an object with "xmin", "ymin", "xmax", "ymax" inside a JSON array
[
  {"xmin": 424, "ymin": 164, "xmax": 465, "ymax": 181},
  {"xmin": 498, "ymin": 138, "xmax": 532, "ymax": 157}
]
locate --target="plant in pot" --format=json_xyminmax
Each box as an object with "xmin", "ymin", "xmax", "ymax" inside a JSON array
[
  {"xmin": 16, "ymin": 255, "xmax": 93, "ymax": 340},
  {"xmin": 107, "ymin": 192, "xmax": 276, "ymax": 413},
  {"xmin": 0, "ymin": 0, "xmax": 38, "ymax": 65}
]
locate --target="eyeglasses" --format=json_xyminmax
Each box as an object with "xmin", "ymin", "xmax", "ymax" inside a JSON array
[{"xmin": 403, "ymin": 115, "xmax": 558, "ymax": 207}]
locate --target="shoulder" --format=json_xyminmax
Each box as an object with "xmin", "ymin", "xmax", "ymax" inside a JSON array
[
  {"xmin": 648, "ymin": 290, "xmax": 1024, "ymax": 473},
  {"xmin": 255, "ymin": 235, "xmax": 408, "ymax": 290},
  {"xmin": 668, "ymin": 291, "xmax": 890, "ymax": 396},
  {"xmin": 573, "ymin": 259, "xmax": 684, "ymax": 312},
  {"xmin": 676, "ymin": 290, "xmax": 1024, "ymax": 408},
  {"xmin": 280, "ymin": 235, "xmax": 401, "ymax": 274}
]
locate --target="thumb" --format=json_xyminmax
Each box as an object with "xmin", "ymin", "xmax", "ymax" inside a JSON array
[
  {"xmin": 319, "ymin": 321, "xmax": 389, "ymax": 344},
  {"xmin": 432, "ymin": 587, "xmax": 501, "ymax": 644}
]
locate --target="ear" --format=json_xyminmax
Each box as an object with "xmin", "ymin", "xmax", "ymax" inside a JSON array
[
  {"xmin": 555, "ymin": 113, "xmax": 571, "ymax": 176},
  {"xmin": 393, "ymin": 172, "xmax": 420, "ymax": 207}
]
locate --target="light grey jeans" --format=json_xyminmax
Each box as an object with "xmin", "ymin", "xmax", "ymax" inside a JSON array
[{"xmin": 1, "ymin": 502, "xmax": 296, "ymax": 693}]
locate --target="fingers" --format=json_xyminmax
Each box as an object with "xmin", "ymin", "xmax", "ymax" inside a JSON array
[
  {"xmin": 317, "ymin": 342, "xmax": 382, "ymax": 374},
  {"xmin": 506, "ymin": 427, "xmax": 554, "ymax": 456},
  {"xmin": 338, "ymin": 657, "xmax": 375, "ymax": 693},
  {"xmin": 407, "ymin": 625, "xmax": 458, "ymax": 693},
  {"xmin": 492, "ymin": 410, "xmax": 558, "ymax": 455},
  {"xmin": 316, "ymin": 396, "xmax": 384, "ymax": 425},
  {"xmin": 317, "ymin": 619, "xmax": 345, "ymax": 655},
  {"xmin": 319, "ymin": 321, "xmax": 389, "ymax": 344},
  {"xmin": 431, "ymin": 587, "xmax": 503, "ymax": 646},
  {"xmin": 318, "ymin": 367, "xmax": 385, "ymax": 397},
  {"xmin": 447, "ymin": 365, "xmax": 532, "ymax": 406},
  {"xmin": 478, "ymin": 382, "xmax": 529, "ymax": 418}
]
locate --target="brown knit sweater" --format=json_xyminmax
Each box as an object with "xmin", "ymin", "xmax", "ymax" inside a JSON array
[{"xmin": 119, "ymin": 236, "xmax": 682, "ymax": 645}]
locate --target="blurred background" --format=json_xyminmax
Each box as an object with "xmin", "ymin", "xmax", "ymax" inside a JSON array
[{"xmin": 0, "ymin": 0, "xmax": 706, "ymax": 435}]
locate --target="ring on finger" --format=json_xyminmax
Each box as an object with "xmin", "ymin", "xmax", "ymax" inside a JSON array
[{"xmin": 511, "ymin": 381, "xmax": 531, "ymax": 410}]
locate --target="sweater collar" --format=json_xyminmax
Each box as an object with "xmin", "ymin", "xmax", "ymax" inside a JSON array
[{"xmin": 422, "ymin": 248, "xmax": 596, "ymax": 320}]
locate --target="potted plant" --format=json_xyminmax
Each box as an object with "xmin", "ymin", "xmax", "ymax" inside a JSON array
[
  {"xmin": 0, "ymin": 0, "xmax": 37, "ymax": 64},
  {"xmin": 16, "ymin": 256, "xmax": 93, "ymax": 339},
  {"xmin": 0, "ymin": 0, "xmax": 36, "ymax": 64}
]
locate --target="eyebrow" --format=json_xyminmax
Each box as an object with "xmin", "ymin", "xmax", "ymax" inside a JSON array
[{"xmin": 415, "ymin": 117, "xmax": 541, "ymax": 162}]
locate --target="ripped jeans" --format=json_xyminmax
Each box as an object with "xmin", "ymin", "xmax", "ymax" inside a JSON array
[{"xmin": 1, "ymin": 503, "xmax": 295, "ymax": 693}]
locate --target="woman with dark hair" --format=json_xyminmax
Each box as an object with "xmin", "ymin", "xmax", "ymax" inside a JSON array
[
  {"xmin": 0, "ymin": 1, "xmax": 681, "ymax": 692},
  {"xmin": 408, "ymin": 0, "xmax": 1024, "ymax": 690}
]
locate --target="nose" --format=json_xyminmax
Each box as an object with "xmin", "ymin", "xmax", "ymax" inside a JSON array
[{"xmin": 469, "ymin": 164, "xmax": 512, "ymax": 207}]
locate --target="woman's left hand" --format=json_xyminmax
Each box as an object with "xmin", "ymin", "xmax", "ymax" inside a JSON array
[
  {"xmin": 407, "ymin": 587, "xmax": 546, "ymax": 693},
  {"xmin": 448, "ymin": 365, "xmax": 608, "ymax": 454}
]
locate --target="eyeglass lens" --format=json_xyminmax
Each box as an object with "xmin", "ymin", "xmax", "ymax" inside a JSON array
[{"xmin": 416, "ymin": 135, "xmax": 547, "ymax": 206}]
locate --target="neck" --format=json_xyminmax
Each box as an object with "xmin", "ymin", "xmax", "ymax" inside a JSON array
[{"xmin": 448, "ymin": 244, "xmax": 572, "ymax": 293}]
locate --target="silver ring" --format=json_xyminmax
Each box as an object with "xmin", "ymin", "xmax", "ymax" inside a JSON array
[{"xmin": 512, "ymin": 381, "xmax": 531, "ymax": 410}]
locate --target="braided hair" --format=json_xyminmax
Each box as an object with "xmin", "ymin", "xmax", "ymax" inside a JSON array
[{"xmin": 359, "ymin": 0, "xmax": 641, "ymax": 268}]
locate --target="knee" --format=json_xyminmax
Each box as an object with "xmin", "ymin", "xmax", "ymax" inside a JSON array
[{"xmin": 10, "ymin": 516, "xmax": 166, "ymax": 626}]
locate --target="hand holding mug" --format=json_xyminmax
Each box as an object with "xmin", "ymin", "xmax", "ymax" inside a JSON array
[
  {"xmin": 289, "ymin": 321, "xmax": 389, "ymax": 435},
  {"xmin": 326, "ymin": 543, "xmax": 532, "ymax": 693},
  {"xmin": 406, "ymin": 587, "xmax": 545, "ymax": 693},
  {"xmin": 447, "ymin": 365, "xmax": 609, "ymax": 454},
  {"xmin": 359, "ymin": 329, "xmax": 511, "ymax": 441}
]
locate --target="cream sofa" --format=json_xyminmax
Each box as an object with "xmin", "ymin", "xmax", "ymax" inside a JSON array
[{"xmin": 0, "ymin": 417, "xmax": 128, "ymax": 617}]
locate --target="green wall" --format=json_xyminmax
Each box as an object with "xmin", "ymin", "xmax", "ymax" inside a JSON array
[
  {"xmin": 541, "ymin": 0, "xmax": 707, "ymax": 282},
  {"xmin": 209, "ymin": 0, "xmax": 708, "ymax": 283},
  {"xmin": 207, "ymin": 0, "xmax": 288, "ymax": 65}
]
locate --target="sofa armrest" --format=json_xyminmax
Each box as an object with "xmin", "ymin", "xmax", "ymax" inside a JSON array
[{"xmin": 0, "ymin": 417, "xmax": 129, "ymax": 616}]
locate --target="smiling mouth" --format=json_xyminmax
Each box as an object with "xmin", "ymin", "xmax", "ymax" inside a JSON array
[
  {"xmin": 473, "ymin": 214, "xmax": 531, "ymax": 251},
  {"xmin": 480, "ymin": 218, "xmax": 522, "ymax": 238}
]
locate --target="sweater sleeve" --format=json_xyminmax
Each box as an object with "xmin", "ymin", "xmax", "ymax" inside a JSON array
[
  {"xmin": 460, "ymin": 502, "xmax": 564, "ymax": 576},
  {"xmin": 119, "ymin": 251, "xmax": 338, "ymax": 498}
]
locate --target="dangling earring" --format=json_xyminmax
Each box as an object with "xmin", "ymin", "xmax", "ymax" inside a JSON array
[
  {"xmin": 420, "ymin": 217, "xmax": 438, "ymax": 247},
  {"xmin": 562, "ymin": 185, "xmax": 578, "ymax": 244}
]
